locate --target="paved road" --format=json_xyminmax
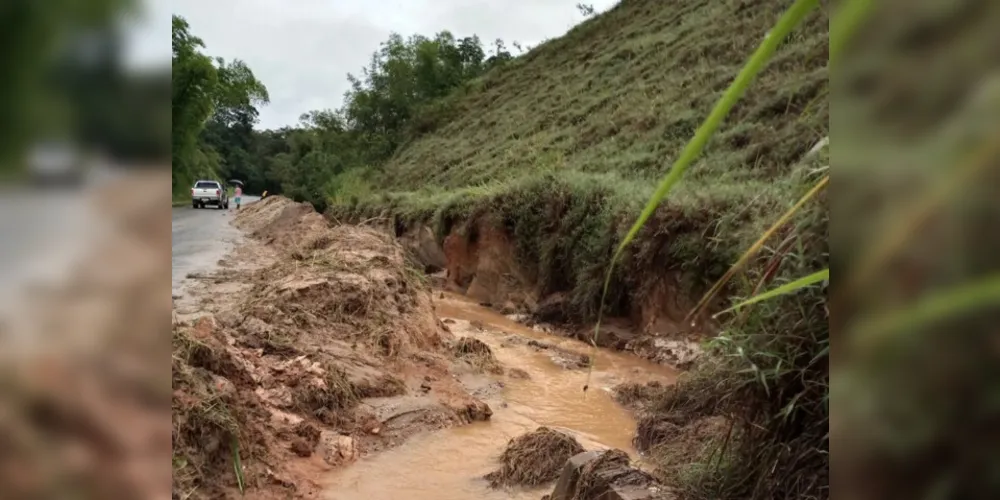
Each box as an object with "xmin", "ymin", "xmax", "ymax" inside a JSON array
[
  {"xmin": 171, "ymin": 196, "xmax": 260, "ymax": 295},
  {"xmin": 0, "ymin": 167, "xmax": 115, "ymax": 313}
]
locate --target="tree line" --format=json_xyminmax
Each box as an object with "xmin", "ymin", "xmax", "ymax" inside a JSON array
[{"xmin": 171, "ymin": 14, "xmax": 522, "ymax": 209}]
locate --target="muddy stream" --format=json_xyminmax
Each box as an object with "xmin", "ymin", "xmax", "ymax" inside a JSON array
[{"xmin": 320, "ymin": 293, "xmax": 678, "ymax": 499}]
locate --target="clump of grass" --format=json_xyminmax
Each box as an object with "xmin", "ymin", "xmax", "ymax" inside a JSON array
[
  {"xmin": 484, "ymin": 427, "xmax": 586, "ymax": 488},
  {"xmin": 453, "ymin": 336, "xmax": 503, "ymax": 374}
]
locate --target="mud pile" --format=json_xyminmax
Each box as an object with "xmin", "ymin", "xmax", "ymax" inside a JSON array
[
  {"xmin": 172, "ymin": 196, "xmax": 493, "ymax": 498},
  {"xmin": 453, "ymin": 336, "xmax": 503, "ymax": 374},
  {"xmin": 484, "ymin": 427, "xmax": 586, "ymax": 488}
]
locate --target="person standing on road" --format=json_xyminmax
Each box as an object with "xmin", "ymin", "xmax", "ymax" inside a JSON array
[{"xmin": 234, "ymin": 185, "xmax": 242, "ymax": 210}]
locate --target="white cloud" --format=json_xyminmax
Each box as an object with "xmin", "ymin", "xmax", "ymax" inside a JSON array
[{"xmin": 161, "ymin": 0, "xmax": 619, "ymax": 129}]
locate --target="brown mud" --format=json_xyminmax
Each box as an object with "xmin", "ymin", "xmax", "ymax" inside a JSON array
[
  {"xmin": 317, "ymin": 293, "xmax": 677, "ymax": 500},
  {"xmin": 172, "ymin": 197, "xmax": 494, "ymax": 499},
  {"xmin": 173, "ymin": 196, "xmax": 702, "ymax": 500}
]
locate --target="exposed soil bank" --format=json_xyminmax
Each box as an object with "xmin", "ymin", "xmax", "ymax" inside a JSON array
[
  {"xmin": 171, "ymin": 197, "xmax": 495, "ymax": 498},
  {"xmin": 392, "ymin": 218, "xmax": 707, "ymax": 370}
]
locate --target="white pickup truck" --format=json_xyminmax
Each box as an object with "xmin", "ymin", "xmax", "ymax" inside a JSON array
[{"xmin": 191, "ymin": 180, "xmax": 229, "ymax": 209}]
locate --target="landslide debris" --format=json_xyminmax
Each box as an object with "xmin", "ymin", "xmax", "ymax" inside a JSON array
[{"xmin": 171, "ymin": 196, "xmax": 493, "ymax": 498}]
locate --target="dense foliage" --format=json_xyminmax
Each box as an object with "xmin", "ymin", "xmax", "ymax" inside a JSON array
[
  {"xmin": 171, "ymin": 15, "xmax": 520, "ymax": 205},
  {"xmin": 171, "ymin": 15, "xmax": 269, "ymax": 196}
]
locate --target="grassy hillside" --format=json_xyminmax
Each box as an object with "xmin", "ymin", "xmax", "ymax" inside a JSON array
[
  {"xmin": 334, "ymin": 0, "xmax": 828, "ymax": 322},
  {"xmin": 382, "ymin": 0, "xmax": 827, "ymax": 190},
  {"xmin": 329, "ymin": 1, "xmax": 830, "ymax": 498}
]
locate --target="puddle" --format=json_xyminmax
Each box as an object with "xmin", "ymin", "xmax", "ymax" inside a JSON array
[{"xmin": 321, "ymin": 293, "xmax": 677, "ymax": 500}]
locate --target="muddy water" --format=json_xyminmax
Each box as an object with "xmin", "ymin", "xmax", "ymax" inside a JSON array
[{"xmin": 321, "ymin": 293, "xmax": 677, "ymax": 500}]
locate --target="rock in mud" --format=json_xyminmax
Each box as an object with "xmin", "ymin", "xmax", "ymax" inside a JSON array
[
  {"xmin": 319, "ymin": 431, "xmax": 359, "ymax": 466},
  {"xmin": 507, "ymin": 368, "xmax": 531, "ymax": 380},
  {"xmin": 550, "ymin": 351, "xmax": 591, "ymax": 370},
  {"xmin": 484, "ymin": 427, "xmax": 586, "ymax": 488},
  {"xmin": 546, "ymin": 449, "xmax": 676, "ymax": 500},
  {"xmin": 527, "ymin": 339, "xmax": 552, "ymax": 350},
  {"xmin": 625, "ymin": 337, "xmax": 703, "ymax": 370},
  {"xmin": 456, "ymin": 399, "xmax": 493, "ymax": 422}
]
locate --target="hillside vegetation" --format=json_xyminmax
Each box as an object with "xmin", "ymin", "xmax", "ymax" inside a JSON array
[
  {"xmin": 328, "ymin": 1, "xmax": 830, "ymax": 498},
  {"xmin": 173, "ymin": 0, "xmax": 830, "ymax": 498},
  {"xmin": 334, "ymin": 0, "xmax": 829, "ymax": 322}
]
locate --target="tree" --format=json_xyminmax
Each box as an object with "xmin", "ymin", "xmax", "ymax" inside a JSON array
[
  {"xmin": 576, "ymin": 3, "xmax": 596, "ymax": 16},
  {"xmin": 234, "ymin": 30, "xmax": 517, "ymax": 211},
  {"xmin": 171, "ymin": 15, "xmax": 218, "ymax": 193},
  {"xmin": 171, "ymin": 15, "xmax": 269, "ymax": 196}
]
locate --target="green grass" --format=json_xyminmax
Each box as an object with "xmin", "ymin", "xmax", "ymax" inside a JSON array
[
  {"xmin": 376, "ymin": 0, "xmax": 827, "ymax": 191},
  {"xmin": 328, "ymin": 0, "xmax": 830, "ymax": 498},
  {"xmin": 329, "ymin": 0, "xmax": 829, "ymax": 321}
]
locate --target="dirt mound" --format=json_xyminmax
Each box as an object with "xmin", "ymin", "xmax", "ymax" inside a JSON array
[
  {"xmin": 242, "ymin": 200, "xmax": 443, "ymax": 358},
  {"xmin": 172, "ymin": 320, "xmax": 281, "ymax": 498},
  {"xmin": 485, "ymin": 427, "xmax": 586, "ymax": 488},
  {"xmin": 234, "ymin": 196, "xmax": 330, "ymax": 251},
  {"xmin": 453, "ymin": 337, "xmax": 503, "ymax": 374},
  {"xmin": 172, "ymin": 196, "xmax": 495, "ymax": 497}
]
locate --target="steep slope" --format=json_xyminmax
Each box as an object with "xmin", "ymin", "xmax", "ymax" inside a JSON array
[
  {"xmin": 327, "ymin": 1, "xmax": 830, "ymax": 498},
  {"xmin": 335, "ymin": 0, "xmax": 828, "ymax": 335},
  {"xmin": 384, "ymin": 0, "xmax": 827, "ymax": 190}
]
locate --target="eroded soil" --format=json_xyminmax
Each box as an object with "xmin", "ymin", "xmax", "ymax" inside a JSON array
[
  {"xmin": 172, "ymin": 196, "xmax": 682, "ymax": 499},
  {"xmin": 172, "ymin": 197, "xmax": 492, "ymax": 498}
]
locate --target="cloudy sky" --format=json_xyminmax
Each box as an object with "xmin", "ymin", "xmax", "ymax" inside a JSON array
[{"xmin": 131, "ymin": 0, "xmax": 619, "ymax": 130}]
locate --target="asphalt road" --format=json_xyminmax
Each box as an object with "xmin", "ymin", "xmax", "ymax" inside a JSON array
[
  {"xmin": 0, "ymin": 168, "xmax": 114, "ymax": 314},
  {"xmin": 171, "ymin": 195, "xmax": 260, "ymax": 295}
]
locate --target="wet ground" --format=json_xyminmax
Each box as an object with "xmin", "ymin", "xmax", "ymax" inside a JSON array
[
  {"xmin": 169, "ymin": 195, "xmax": 682, "ymax": 499},
  {"xmin": 320, "ymin": 293, "xmax": 678, "ymax": 500},
  {"xmin": 171, "ymin": 196, "xmax": 259, "ymax": 296}
]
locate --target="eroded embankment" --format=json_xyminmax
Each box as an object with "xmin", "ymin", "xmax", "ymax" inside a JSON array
[
  {"xmin": 172, "ymin": 197, "xmax": 492, "ymax": 498},
  {"xmin": 392, "ymin": 217, "xmax": 707, "ymax": 370}
]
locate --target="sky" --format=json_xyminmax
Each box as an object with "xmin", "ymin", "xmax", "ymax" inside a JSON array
[{"xmin": 131, "ymin": 0, "xmax": 619, "ymax": 130}]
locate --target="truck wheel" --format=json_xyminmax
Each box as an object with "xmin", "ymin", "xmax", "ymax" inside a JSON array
[{"xmin": 192, "ymin": 202, "xmax": 199, "ymax": 209}]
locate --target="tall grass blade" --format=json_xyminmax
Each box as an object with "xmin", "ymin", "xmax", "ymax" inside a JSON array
[
  {"xmin": 852, "ymin": 274, "xmax": 1000, "ymax": 349},
  {"xmin": 231, "ymin": 437, "xmax": 245, "ymax": 495},
  {"xmin": 716, "ymin": 268, "xmax": 828, "ymax": 316},
  {"xmin": 830, "ymin": 0, "xmax": 876, "ymax": 63},
  {"xmin": 843, "ymin": 137, "xmax": 1000, "ymax": 297},
  {"xmin": 585, "ymin": 0, "xmax": 821, "ymax": 373},
  {"xmin": 687, "ymin": 174, "xmax": 828, "ymax": 323}
]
